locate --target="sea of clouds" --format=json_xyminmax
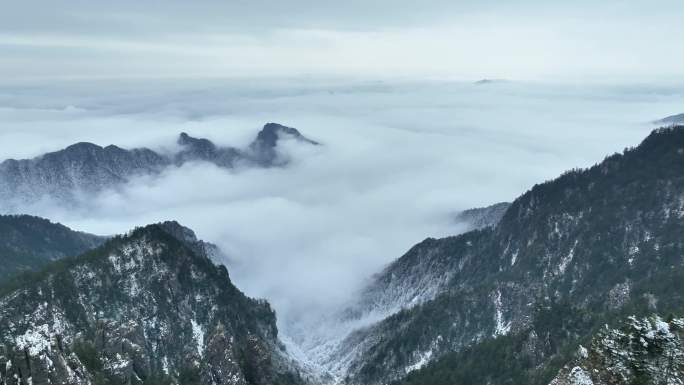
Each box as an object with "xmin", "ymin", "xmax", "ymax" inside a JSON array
[{"xmin": 1, "ymin": 78, "xmax": 682, "ymax": 333}]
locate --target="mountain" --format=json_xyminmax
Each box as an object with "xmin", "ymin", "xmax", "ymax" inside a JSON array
[
  {"xmin": 0, "ymin": 222, "xmax": 305, "ymax": 385},
  {"xmin": 0, "ymin": 214, "xmax": 104, "ymax": 284},
  {"xmin": 395, "ymin": 313, "xmax": 684, "ymax": 385},
  {"xmin": 330, "ymin": 203, "xmax": 513, "ymax": 329},
  {"xmin": 174, "ymin": 132, "xmax": 243, "ymax": 168},
  {"xmin": 302, "ymin": 126, "xmax": 684, "ymax": 385},
  {"xmin": 656, "ymin": 112, "xmax": 684, "ymax": 125},
  {"xmin": 0, "ymin": 142, "xmax": 169, "ymax": 205},
  {"xmin": 155, "ymin": 220, "xmax": 230, "ymax": 267},
  {"xmin": 248, "ymin": 123, "xmax": 319, "ymax": 167},
  {"xmin": 454, "ymin": 201, "xmax": 511, "ymax": 230},
  {"xmin": 474, "ymin": 79, "xmax": 509, "ymax": 85},
  {"xmin": 284, "ymin": 201, "xmax": 512, "ymax": 377},
  {"xmin": 549, "ymin": 314, "xmax": 684, "ymax": 385},
  {"xmin": 0, "ymin": 123, "xmax": 318, "ymax": 208},
  {"xmin": 5, "ymin": 125, "xmax": 683, "ymax": 385}
]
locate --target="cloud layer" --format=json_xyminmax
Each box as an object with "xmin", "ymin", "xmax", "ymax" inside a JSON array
[
  {"xmin": 1, "ymin": 0, "xmax": 684, "ymax": 81},
  {"xmin": 1, "ymin": 79, "xmax": 683, "ymax": 331}
]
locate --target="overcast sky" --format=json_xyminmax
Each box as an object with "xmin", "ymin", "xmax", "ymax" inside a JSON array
[{"xmin": 2, "ymin": 0, "xmax": 684, "ymax": 81}]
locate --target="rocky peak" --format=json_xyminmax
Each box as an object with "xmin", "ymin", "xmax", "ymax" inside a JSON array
[
  {"xmin": 157, "ymin": 220, "xmax": 199, "ymax": 244},
  {"xmin": 155, "ymin": 220, "xmax": 229, "ymax": 266},
  {"xmin": 0, "ymin": 222, "xmax": 304, "ymax": 385},
  {"xmin": 174, "ymin": 133, "xmax": 242, "ymax": 168},
  {"xmin": 248, "ymin": 123, "xmax": 319, "ymax": 166},
  {"xmin": 62, "ymin": 141, "xmax": 105, "ymax": 154},
  {"xmin": 254, "ymin": 123, "xmax": 288, "ymax": 148},
  {"xmin": 47, "ymin": 142, "xmax": 145, "ymax": 162},
  {"xmin": 252, "ymin": 123, "xmax": 318, "ymax": 149},
  {"xmin": 0, "ymin": 123, "xmax": 318, "ymax": 208},
  {"xmin": 177, "ymin": 132, "xmax": 218, "ymax": 153}
]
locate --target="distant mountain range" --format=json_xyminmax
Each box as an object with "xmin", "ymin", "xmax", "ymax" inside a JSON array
[
  {"xmin": 0, "ymin": 123, "xmax": 318, "ymax": 208},
  {"xmin": 474, "ymin": 78, "xmax": 509, "ymax": 85}
]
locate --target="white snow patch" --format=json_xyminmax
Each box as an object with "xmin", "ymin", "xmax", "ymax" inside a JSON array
[
  {"xmin": 558, "ymin": 240, "xmax": 578, "ymax": 275},
  {"xmin": 108, "ymin": 254, "xmax": 122, "ymax": 273},
  {"xmin": 405, "ymin": 349, "xmax": 433, "ymax": 373},
  {"xmin": 510, "ymin": 249, "xmax": 519, "ymax": 266},
  {"xmin": 162, "ymin": 356, "xmax": 170, "ymax": 375},
  {"xmin": 578, "ymin": 345, "xmax": 588, "ymax": 359},
  {"xmin": 568, "ymin": 366, "xmax": 594, "ymax": 385},
  {"xmin": 15, "ymin": 324, "xmax": 52, "ymax": 356},
  {"xmin": 654, "ymin": 316, "xmax": 673, "ymax": 338},
  {"xmin": 191, "ymin": 319, "xmax": 205, "ymax": 358},
  {"xmin": 493, "ymin": 290, "xmax": 511, "ymax": 337},
  {"xmin": 107, "ymin": 353, "xmax": 129, "ymax": 371}
]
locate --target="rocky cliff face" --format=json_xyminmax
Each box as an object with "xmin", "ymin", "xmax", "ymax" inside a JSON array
[
  {"xmin": 0, "ymin": 123, "xmax": 318, "ymax": 208},
  {"xmin": 0, "ymin": 214, "xmax": 104, "ymax": 284},
  {"xmin": 550, "ymin": 315, "xmax": 684, "ymax": 385},
  {"xmin": 0, "ymin": 223, "xmax": 305, "ymax": 385},
  {"xmin": 316, "ymin": 126, "xmax": 684, "ymax": 385}
]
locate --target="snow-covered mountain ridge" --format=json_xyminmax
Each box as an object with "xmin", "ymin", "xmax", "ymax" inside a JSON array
[
  {"xmin": 0, "ymin": 222, "xmax": 307, "ymax": 385},
  {"xmin": 0, "ymin": 123, "xmax": 318, "ymax": 209}
]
